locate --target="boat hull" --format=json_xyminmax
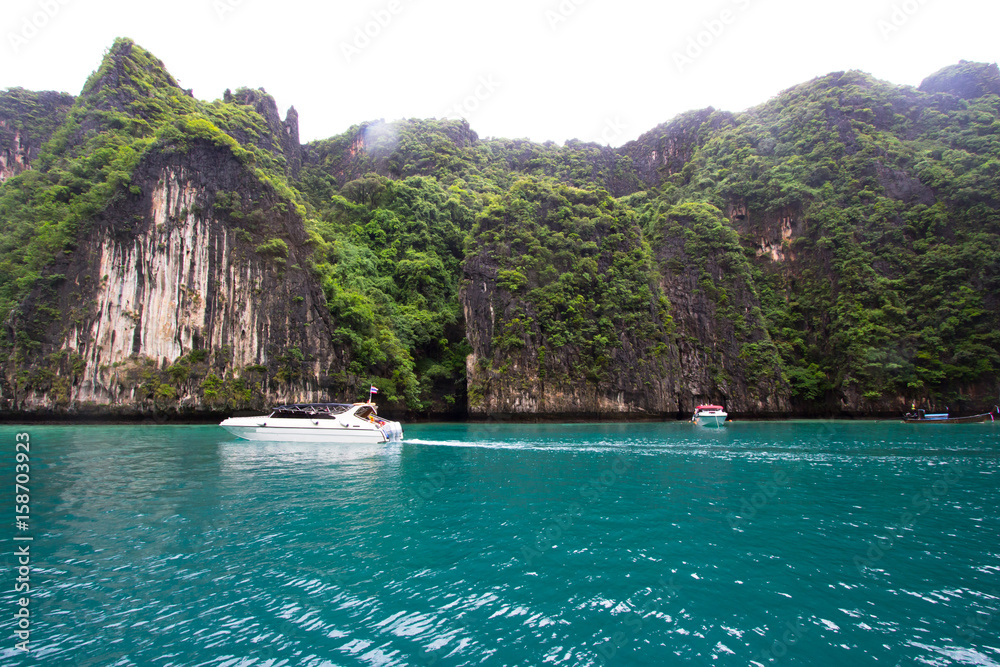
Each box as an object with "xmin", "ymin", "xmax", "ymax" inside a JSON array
[
  {"xmin": 903, "ymin": 413, "xmax": 992, "ymax": 424},
  {"xmin": 695, "ymin": 414, "xmax": 727, "ymax": 427},
  {"xmin": 220, "ymin": 416, "xmax": 401, "ymax": 443},
  {"xmin": 691, "ymin": 404, "xmax": 728, "ymax": 427}
]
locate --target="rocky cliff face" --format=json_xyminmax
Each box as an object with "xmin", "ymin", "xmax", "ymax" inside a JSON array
[
  {"xmin": 4, "ymin": 143, "xmax": 340, "ymax": 414},
  {"xmin": 649, "ymin": 204, "xmax": 791, "ymax": 414},
  {"xmin": 301, "ymin": 118, "xmax": 481, "ymax": 187},
  {"xmin": 0, "ymin": 89, "xmax": 74, "ymax": 182},
  {"xmin": 224, "ymin": 87, "xmax": 302, "ymax": 178},
  {"xmin": 462, "ymin": 248, "xmax": 685, "ymax": 419},
  {"xmin": 460, "ymin": 183, "xmax": 791, "ymax": 419},
  {"xmin": 919, "ymin": 61, "xmax": 1000, "ymax": 99},
  {"xmin": 619, "ymin": 109, "xmax": 720, "ymax": 187},
  {"xmin": 0, "ymin": 121, "xmax": 31, "ymax": 183}
]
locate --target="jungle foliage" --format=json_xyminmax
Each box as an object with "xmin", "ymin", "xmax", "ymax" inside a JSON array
[
  {"xmin": 662, "ymin": 70, "xmax": 1000, "ymax": 405},
  {"xmin": 470, "ymin": 177, "xmax": 670, "ymax": 384},
  {"xmin": 2, "ymin": 40, "xmax": 998, "ymax": 412}
]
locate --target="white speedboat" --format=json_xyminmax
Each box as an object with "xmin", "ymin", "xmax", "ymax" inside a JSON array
[
  {"xmin": 691, "ymin": 404, "xmax": 728, "ymax": 427},
  {"xmin": 220, "ymin": 403, "xmax": 403, "ymax": 443}
]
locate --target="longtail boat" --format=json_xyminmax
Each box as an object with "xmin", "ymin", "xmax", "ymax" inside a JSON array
[{"xmin": 902, "ymin": 407, "xmax": 998, "ymax": 424}]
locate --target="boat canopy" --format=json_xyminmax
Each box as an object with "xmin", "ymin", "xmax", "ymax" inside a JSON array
[
  {"xmin": 270, "ymin": 403, "xmax": 356, "ymax": 418},
  {"xmin": 695, "ymin": 404, "xmax": 725, "ymax": 410}
]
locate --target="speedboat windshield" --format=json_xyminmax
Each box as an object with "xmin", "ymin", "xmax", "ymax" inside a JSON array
[
  {"xmin": 270, "ymin": 403, "xmax": 355, "ymax": 418},
  {"xmin": 355, "ymin": 405, "xmax": 377, "ymax": 420}
]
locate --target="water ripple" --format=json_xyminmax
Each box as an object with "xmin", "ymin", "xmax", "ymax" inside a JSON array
[{"xmin": 1, "ymin": 422, "xmax": 998, "ymax": 665}]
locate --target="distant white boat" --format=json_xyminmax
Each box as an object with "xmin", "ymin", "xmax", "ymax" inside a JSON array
[
  {"xmin": 691, "ymin": 404, "xmax": 728, "ymax": 427},
  {"xmin": 220, "ymin": 403, "xmax": 403, "ymax": 443}
]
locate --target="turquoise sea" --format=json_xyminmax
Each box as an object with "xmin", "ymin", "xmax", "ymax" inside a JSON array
[{"xmin": 1, "ymin": 420, "xmax": 998, "ymax": 666}]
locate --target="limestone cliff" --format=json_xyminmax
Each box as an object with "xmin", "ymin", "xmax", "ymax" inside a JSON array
[
  {"xmin": 648, "ymin": 203, "xmax": 790, "ymax": 414},
  {"xmin": 0, "ymin": 40, "xmax": 344, "ymax": 417},
  {"xmin": 460, "ymin": 181, "xmax": 791, "ymax": 419},
  {"xmin": 301, "ymin": 118, "xmax": 480, "ymax": 187},
  {"xmin": 0, "ymin": 89, "xmax": 74, "ymax": 182},
  {"xmin": 4, "ymin": 144, "xmax": 340, "ymax": 414},
  {"xmin": 223, "ymin": 87, "xmax": 302, "ymax": 178},
  {"xmin": 619, "ymin": 109, "xmax": 721, "ymax": 188}
]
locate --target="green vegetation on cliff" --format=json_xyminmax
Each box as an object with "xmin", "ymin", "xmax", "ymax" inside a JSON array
[
  {"xmin": 1, "ymin": 39, "xmax": 998, "ymax": 415},
  {"xmin": 302, "ymin": 172, "xmax": 474, "ymax": 410},
  {"xmin": 0, "ymin": 39, "xmax": 300, "ymax": 323},
  {"xmin": 0, "ymin": 88, "xmax": 74, "ymax": 149},
  {"xmin": 656, "ymin": 70, "xmax": 1000, "ymax": 406},
  {"xmin": 467, "ymin": 177, "xmax": 672, "ymax": 399},
  {"xmin": 0, "ymin": 39, "xmax": 314, "ymax": 409}
]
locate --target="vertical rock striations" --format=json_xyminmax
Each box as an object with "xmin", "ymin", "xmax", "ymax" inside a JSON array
[
  {"xmin": 461, "ymin": 179, "xmax": 791, "ymax": 418},
  {"xmin": 648, "ymin": 203, "xmax": 790, "ymax": 414},
  {"xmin": 0, "ymin": 39, "xmax": 343, "ymax": 416},
  {"xmin": 0, "ymin": 89, "xmax": 75, "ymax": 182},
  {"xmin": 6, "ymin": 144, "xmax": 339, "ymax": 414}
]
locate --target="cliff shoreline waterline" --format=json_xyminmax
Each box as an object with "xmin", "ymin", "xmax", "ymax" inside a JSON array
[{"xmin": 0, "ymin": 408, "xmax": 988, "ymax": 424}]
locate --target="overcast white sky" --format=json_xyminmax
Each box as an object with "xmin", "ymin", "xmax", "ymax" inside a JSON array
[{"xmin": 1, "ymin": 0, "xmax": 998, "ymax": 146}]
